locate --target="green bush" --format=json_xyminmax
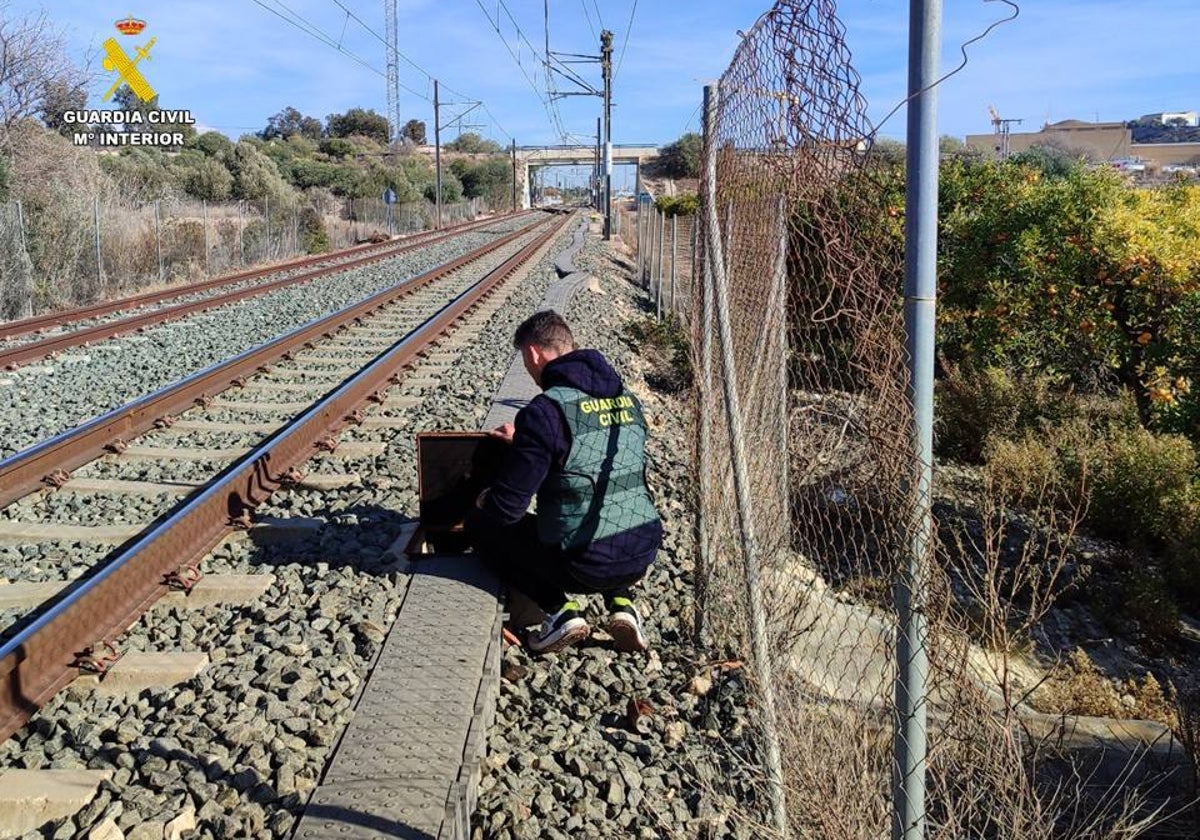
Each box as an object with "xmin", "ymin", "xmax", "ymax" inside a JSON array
[
  {"xmin": 654, "ymin": 193, "xmax": 698, "ymax": 217},
  {"xmin": 935, "ymin": 366, "xmax": 1077, "ymax": 463},
  {"xmin": 1089, "ymin": 428, "xmax": 1197, "ymax": 544},
  {"xmin": 299, "ymin": 206, "xmax": 330, "ymax": 254},
  {"xmin": 1165, "ymin": 492, "xmax": 1200, "ymax": 611}
]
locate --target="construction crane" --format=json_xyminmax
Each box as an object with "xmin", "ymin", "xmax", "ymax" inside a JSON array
[{"xmin": 988, "ymin": 105, "xmax": 1022, "ymax": 159}]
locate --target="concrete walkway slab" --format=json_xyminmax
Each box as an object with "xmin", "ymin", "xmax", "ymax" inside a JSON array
[{"xmin": 0, "ymin": 769, "xmax": 113, "ymax": 837}]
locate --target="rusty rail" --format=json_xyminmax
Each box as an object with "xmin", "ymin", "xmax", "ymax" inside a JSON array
[
  {"xmin": 0, "ymin": 212, "xmax": 528, "ymax": 342},
  {"xmin": 0, "ymin": 215, "xmax": 553, "ymax": 510},
  {"xmin": 0, "ymin": 213, "xmax": 537, "ymax": 369},
  {"xmin": 0, "ymin": 211, "xmax": 571, "ymax": 744}
]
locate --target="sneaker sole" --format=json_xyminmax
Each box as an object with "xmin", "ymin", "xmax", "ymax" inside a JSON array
[
  {"xmin": 606, "ymin": 618, "xmax": 647, "ymax": 653},
  {"xmin": 530, "ymin": 624, "xmax": 590, "ymax": 654}
]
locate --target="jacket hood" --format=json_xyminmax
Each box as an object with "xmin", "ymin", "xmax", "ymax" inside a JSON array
[{"xmin": 541, "ymin": 349, "xmax": 623, "ymax": 398}]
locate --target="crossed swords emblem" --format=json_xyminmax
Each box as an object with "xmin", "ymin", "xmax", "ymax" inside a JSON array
[{"xmin": 102, "ymin": 36, "xmax": 157, "ymax": 102}]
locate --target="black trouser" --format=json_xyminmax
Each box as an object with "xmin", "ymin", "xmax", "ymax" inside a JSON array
[{"xmin": 467, "ymin": 514, "xmax": 644, "ymax": 612}]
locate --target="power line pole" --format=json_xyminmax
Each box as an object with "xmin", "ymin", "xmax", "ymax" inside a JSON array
[
  {"xmin": 595, "ymin": 116, "xmax": 602, "ymax": 211},
  {"xmin": 384, "ymin": 0, "xmax": 401, "ymax": 144},
  {"xmin": 434, "ymin": 79, "xmax": 442, "ymax": 229},
  {"xmin": 601, "ymin": 29, "xmax": 614, "ymax": 240},
  {"xmin": 511, "ymin": 139, "xmax": 518, "ymax": 212}
]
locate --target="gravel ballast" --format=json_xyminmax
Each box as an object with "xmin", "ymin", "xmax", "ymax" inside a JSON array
[{"xmin": 0, "ymin": 215, "xmax": 538, "ymax": 458}]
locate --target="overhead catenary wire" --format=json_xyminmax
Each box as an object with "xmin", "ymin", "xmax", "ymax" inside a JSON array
[
  {"xmin": 473, "ymin": 0, "xmax": 570, "ymax": 141},
  {"xmin": 614, "ymin": 0, "xmax": 638, "ymax": 78},
  {"xmin": 249, "ymin": 0, "xmax": 389, "ymax": 82},
  {"xmin": 255, "ymin": 0, "xmax": 514, "ymax": 145},
  {"xmin": 579, "ymin": 0, "xmax": 597, "ymax": 40}
]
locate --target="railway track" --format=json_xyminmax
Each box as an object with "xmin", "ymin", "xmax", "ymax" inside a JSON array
[
  {"xmin": 0, "ymin": 211, "xmax": 533, "ymax": 367},
  {"xmin": 0, "ymin": 211, "xmax": 570, "ymax": 747}
]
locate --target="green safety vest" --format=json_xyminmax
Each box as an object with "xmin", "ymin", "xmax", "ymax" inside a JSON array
[{"xmin": 537, "ymin": 385, "xmax": 660, "ymax": 551}]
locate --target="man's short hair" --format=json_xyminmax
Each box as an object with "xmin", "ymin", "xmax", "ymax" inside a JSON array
[{"xmin": 513, "ymin": 309, "xmax": 576, "ymax": 352}]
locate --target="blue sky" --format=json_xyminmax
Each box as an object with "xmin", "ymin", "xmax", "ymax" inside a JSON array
[{"xmin": 14, "ymin": 0, "xmax": 1200, "ymax": 183}]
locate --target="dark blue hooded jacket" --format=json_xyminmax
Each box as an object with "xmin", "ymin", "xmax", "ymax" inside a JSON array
[{"xmin": 477, "ymin": 348, "xmax": 663, "ymax": 580}]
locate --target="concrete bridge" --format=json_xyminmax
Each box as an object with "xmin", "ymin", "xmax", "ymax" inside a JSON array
[{"xmin": 517, "ymin": 144, "xmax": 659, "ymax": 208}]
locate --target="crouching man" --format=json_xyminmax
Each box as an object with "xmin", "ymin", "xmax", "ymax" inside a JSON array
[{"xmin": 468, "ymin": 310, "xmax": 663, "ymax": 653}]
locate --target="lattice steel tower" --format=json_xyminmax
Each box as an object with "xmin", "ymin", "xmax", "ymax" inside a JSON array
[{"xmin": 384, "ymin": 0, "xmax": 401, "ymax": 143}]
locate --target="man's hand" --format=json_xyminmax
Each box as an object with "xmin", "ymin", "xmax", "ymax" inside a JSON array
[{"xmin": 489, "ymin": 422, "xmax": 516, "ymax": 444}]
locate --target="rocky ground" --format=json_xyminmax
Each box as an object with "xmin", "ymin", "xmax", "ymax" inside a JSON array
[{"xmin": 471, "ymin": 219, "xmax": 765, "ymax": 839}]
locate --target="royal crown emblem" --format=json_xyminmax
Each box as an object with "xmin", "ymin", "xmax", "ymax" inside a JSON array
[{"xmin": 115, "ymin": 15, "xmax": 146, "ymax": 36}]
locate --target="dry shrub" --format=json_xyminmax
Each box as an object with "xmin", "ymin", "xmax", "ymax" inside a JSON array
[
  {"xmin": 1037, "ymin": 650, "xmax": 1178, "ymax": 729},
  {"xmin": 935, "ymin": 366, "xmax": 1078, "ymax": 463},
  {"xmin": 7, "ymin": 122, "xmax": 104, "ymax": 307}
]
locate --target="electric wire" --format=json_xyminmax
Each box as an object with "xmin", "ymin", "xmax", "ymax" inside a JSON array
[
  {"xmin": 579, "ymin": 0, "xmax": 597, "ymax": 40},
  {"xmin": 614, "ymin": 0, "xmax": 638, "ymax": 78},
  {"xmin": 473, "ymin": 0, "xmax": 569, "ymax": 141}
]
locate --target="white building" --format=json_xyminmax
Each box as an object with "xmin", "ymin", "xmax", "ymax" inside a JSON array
[{"xmin": 1140, "ymin": 111, "xmax": 1199, "ymax": 127}]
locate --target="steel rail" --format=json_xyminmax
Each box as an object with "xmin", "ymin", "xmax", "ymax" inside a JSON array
[
  {"xmin": 0, "ymin": 213, "xmax": 538, "ymax": 369},
  {"xmin": 0, "ymin": 211, "xmax": 570, "ymax": 744},
  {"xmin": 0, "ymin": 215, "xmax": 554, "ymax": 510},
  {"xmin": 0, "ymin": 212, "xmax": 530, "ymax": 342}
]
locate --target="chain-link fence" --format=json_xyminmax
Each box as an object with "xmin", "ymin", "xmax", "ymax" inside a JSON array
[
  {"xmin": 0, "ymin": 194, "xmax": 485, "ymax": 319},
  {"xmin": 614, "ymin": 198, "xmax": 697, "ymax": 327},
  {"xmin": 613, "ymin": 2, "xmax": 1188, "ymax": 838}
]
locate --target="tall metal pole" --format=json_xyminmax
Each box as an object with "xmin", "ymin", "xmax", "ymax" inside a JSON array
[
  {"xmin": 595, "ymin": 116, "xmax": 602, "ymax": 212},
  {"xmin": 702, "ymin": 82, "xmax": 788, "ymax": 837},
  {"xmin": 384, "ymin": 0, "xmax": 401, "ymax": 144},
  {"xmin": 434, "ymin": 79, "xmax": 443, "ymax": 230},
  {"xmin": 601, "ymin": 29, "xmax": 614, "ymax": 240},
  {"xmin": 511, "ymin": 139, "xmax": 518, "ymax": 213},
  {"xmin": 893, "ymin": 2, "xmax": 940, "ymax": 839}
]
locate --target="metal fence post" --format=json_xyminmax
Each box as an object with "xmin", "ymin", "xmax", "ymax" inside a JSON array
[
  {"xmin": 689, "ymin": 216, "xmax": 697, "ymax": 327},
  {"xmin": 202, "ymin": 199, "xmax": 210, "ymax": 275},
  {"xmin": 701, "ymin": 82, "xmax": 789, "ymax": 837},
  {"xmin": 635, "ymin": 203, "xmax": 642, "ymax": 284},
  {"xmin": 93, "ymin": 196, "xmax": 103, "ymax": 292},
  {"xmin": 650, "ymin": 210, "xmax": 657, "ymax": 294},
  {"xmin": 154, "ymin": 201, "xmax": 164, "ymax": 283},
  {"xmin": 13, "ymin": 200, "xmax": 31, "ymax": 317},
  {"xmin": 670, "ymin": 213, "xmax": 678, "ymax": 317},
  {"xmin": 893, "ymin": 2, "xmax": 940, "ymax": 839},
  {"xmin": 293, "ymin": 205, "xmax": 300, "ymax": 255},
  {"xmin": 265, "ymin": 195, "xmax": 271, "ymax": 259},
  {"xmin": 15, "ymin": 200, "xmax": 27, "ymax": 254},
  {"xmin": 238, "ymin": 202, "xmax": 245, "ymax": 266},
  {"xmin": 774, "ymin": 197, "xmax": 790, "ymax": 519},
  {"xmin": 656, "ymin": 210, "xmax": 665, "ymax": 315}
]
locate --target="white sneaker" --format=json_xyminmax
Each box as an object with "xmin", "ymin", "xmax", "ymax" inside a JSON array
[{"xmin": 527, "ymin": 601, "xmax": 590, "ymax": 653}]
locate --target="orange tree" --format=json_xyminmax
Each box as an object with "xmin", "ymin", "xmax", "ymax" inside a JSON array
[{"xmin": 936, "ymin": 158, "xmax": 1200, "ymax": 436}]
